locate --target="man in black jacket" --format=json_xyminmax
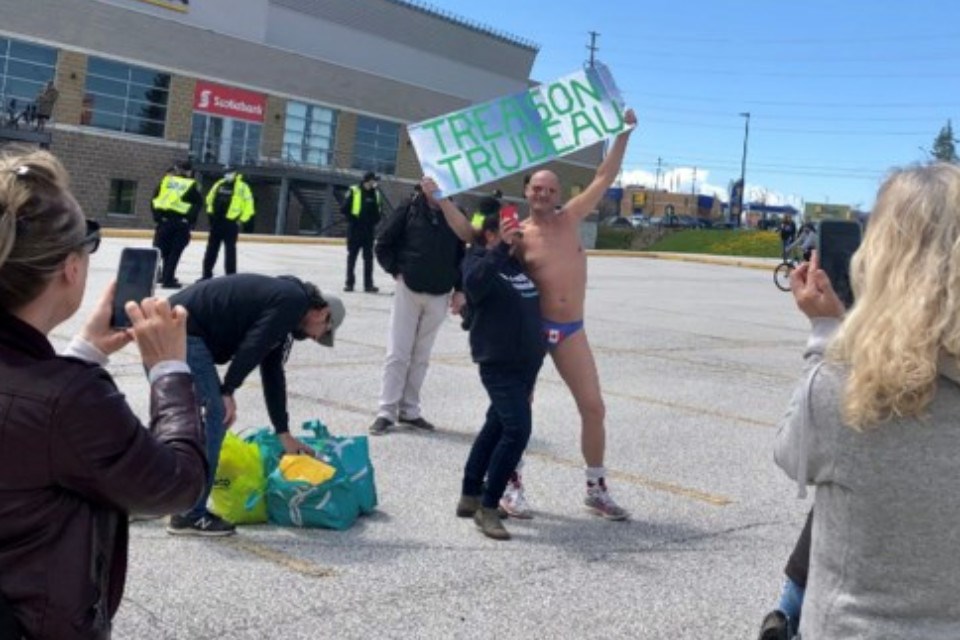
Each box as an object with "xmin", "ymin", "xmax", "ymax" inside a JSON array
[
  {"xmin": 167, "ymin": 274, "xmax": 346, "ymax": 535},
  {"xmin": 371, "ymin": 180, "xmax": 467, "ymax": 435}
]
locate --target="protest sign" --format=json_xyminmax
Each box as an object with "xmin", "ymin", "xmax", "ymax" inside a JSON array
[{"xmin": 408, "ymin": 62, "xmax": 629, "ymax": 197}]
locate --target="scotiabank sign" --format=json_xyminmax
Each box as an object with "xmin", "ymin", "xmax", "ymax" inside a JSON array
[{"xmin": 193, "ymin": 81, "xmax": 266, "ymax": 123}]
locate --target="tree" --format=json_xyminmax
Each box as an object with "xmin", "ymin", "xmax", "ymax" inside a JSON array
[{"xmin": 931, "ymin": 120, "xmax": 958, "ymax": 163}]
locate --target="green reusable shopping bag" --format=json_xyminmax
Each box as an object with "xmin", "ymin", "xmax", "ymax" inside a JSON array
[
  {"xmin": 210, "ymin": 432, "xmax": 267, "ymax": 524},
  {"xmin": 265, "ymin": 466, "xmax": 360, "ymax": 530},
  {"xmin": 302, "ymin": 420, "xmax": 378, "ymax": 514},
  {"xmin": 249, "ymin": 421, "xmax": 378, "ymax": 528},
  {"xmin": 244, "ymin": 428, "xmax": 286, "ymax": 477}
]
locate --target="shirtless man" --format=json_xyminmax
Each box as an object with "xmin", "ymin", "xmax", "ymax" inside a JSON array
[
  {"xmin": 512, "ymin": 108, "xmax": 636, "ymax": 520},
  {"xmin": 435, "ymin": 108, "xmax": 637, "ymax": 521}
]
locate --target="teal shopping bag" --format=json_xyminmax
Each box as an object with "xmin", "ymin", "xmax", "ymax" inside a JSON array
[
  {"xmin": 244, "ymin": 428, "xmax": 285, "ymax": 477},
  {"xmin": 249, "ymin": 421, "xmax": 378, "ymax": 528},
  {"xmin": 265, "ymin": 469, "xmax": 360, "ymax": 530},
  {"xmin": 302, "ymin": 420, "xmax": 378, "ymax": 514},
  {"xmin": 244, "ymin": 427, "xmax": 325, "ymax": 477}
]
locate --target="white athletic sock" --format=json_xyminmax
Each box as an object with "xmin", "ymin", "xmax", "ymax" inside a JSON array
[{"xmin": 586, "ymin": 466, "xmax": 606, "ymax": 486}]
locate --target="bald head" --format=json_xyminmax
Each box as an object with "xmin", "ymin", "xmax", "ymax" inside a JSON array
[{"xmin": 525, "ymin": 170, "xmax": 561, "ymax": 215}]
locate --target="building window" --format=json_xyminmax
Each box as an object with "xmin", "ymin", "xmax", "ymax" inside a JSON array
[
  {"xmin": 191, "ymin": 113, "xmax": 261, "ymax": 166},
  {"xmin": 107, "ymin": 179, "xmax": 137, "ymax": 216},
  {"xmin": 0, "ymin": 38, "xmax": 57, "ymax": 113},
  {"xmin": 83, "ymin": 57, "xmax": 169, "ymax": 137},
  {"xmin": 352, "ymin": 116, "xmax": 399, "ymax": 175},
  {"xmin": 283, "ymin": 101, "xmax": 337, "ymax": 167}
]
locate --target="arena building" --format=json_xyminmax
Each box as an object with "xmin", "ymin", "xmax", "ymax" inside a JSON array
[{"xmin": 0, "ymin": 0, "xmax": 602, "ymax": 235}]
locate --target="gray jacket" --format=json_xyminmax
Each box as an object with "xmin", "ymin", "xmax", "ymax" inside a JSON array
[{"xmin": 775, "ymin": 318, "xmax": 960, "ymax": 639}]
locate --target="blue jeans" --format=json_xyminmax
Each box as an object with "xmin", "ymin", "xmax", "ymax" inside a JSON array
[
  {"xmin": 462, "ymin": 362, "xmax": 542, "ymax": 509},
  {"xmin": 184, "ymin": 335, "xmax": 226, "ymax": 518}
]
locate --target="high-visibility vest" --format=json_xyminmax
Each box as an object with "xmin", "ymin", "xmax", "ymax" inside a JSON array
[
  {"xmin": 470, "ymin": 212, "xmax": 486, "ymax": 230},
  {"xmin": 348, "ymin": 185, "xmax": 382, "ymax": 217},
  {"xmin": 206, "ymin": 175, "xmax": 255, "ymax": 223},
  {"xmin": 151, "ymin": 175, "xmax": 196, "ymax": 215}
]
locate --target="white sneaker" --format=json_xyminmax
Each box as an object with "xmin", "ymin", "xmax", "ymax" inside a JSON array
[
  {"xmin": 584, "ymin": 479, "xmax": 628, "ymax": 521},
  {"xmin": 499, "ymin": 478, "xmax": 533, "ymax": 519}
]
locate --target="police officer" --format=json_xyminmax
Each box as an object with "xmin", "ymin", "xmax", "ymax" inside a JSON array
[
  {"xmin": 152, "ymin": 160, "xmax": 202, "ymax": 289},
  {"xmin": 200, "ymin": 168, "xmax": 255, "ymax": 280},
  {"xmin": 341, "ymin": 171, "xmax": 383, "ymax": 293}
]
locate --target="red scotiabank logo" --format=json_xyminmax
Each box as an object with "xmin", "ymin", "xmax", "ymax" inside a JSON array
[{"xmin": 193, "ymin": 80, "xmax": 266, "ymax": 123}]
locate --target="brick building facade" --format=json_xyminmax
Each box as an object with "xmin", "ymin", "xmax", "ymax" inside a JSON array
[{"xmin": 0, "ymin": 0, "xmax": 602, "ymax": 236}]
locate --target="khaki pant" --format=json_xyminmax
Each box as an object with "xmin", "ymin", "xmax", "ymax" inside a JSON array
[{"xmin": 377, "ymin": 277, "xmax": 450, "ymax": 422}]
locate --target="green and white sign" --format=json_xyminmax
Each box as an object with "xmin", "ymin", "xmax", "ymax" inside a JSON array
[{"xmin": 409, "ymin": 62, "xmax": 630, "ymax": 196}]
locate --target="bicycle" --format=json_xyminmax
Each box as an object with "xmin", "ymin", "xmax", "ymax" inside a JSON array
[{"xmin": 773, "ymin": 255, "xmax": 799, "ymax": 292}]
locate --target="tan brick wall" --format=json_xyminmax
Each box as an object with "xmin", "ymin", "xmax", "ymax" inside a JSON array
[
  {"xmin": 262, "ymin": 95, "xmax": 286, "ymax": 159},
  {"xmin": 166, "ymin": 76, "xmax": 195, "ymax": 144},
  {"xmin": 395, "ymin": 126, "xmax": 420, "ymax": 180},
  {"xmin": 333, "ymin": 112, "xmax": 356, "ymax": 170},
  {"xmin": 53, "ymin": 51, "xmax": 87, "ymax": 126},
  {"xmin": 621, "ymin": 187, "xmax": 712, "ymax": 219},
  {"xmin": 51, "ymin": 129, "xmax": 185, "ymax": 229}
]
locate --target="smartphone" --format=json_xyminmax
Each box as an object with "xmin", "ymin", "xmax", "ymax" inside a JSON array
[
  {"xmin": 500, "ymin": 205, "xmax": 520, "ymax": 226},
  {"xmin": 817, "ymin": 220, "xmax": 862, "ymax": 309},
  {"xmin": 111, "ymin": 247, "xmax": 160, "ymax": 328}
]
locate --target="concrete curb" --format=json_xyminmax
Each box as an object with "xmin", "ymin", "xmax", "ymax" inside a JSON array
[
  {"xmin": 102, "ymin": 229, "xmax": 777, "ymax": 270},
  {"xmin": 102, "ymin": 228, "xmax": 345, "ymax": 246},
  {"xmin": 592, "ymin": 250, "xmax": 777, "ymax": 272}
]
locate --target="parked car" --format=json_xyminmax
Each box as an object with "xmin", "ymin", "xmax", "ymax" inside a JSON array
[
  {"xmin": 630, "ymin": 214, "xmax": 650, "ymax": 228},
  {"xmin": 602, "ymin": 216, "xmax": 633, "ymax": 228}
]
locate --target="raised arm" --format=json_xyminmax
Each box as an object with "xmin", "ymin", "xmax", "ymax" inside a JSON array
[
  {"xmin": 422, "ymin": 176, "xmax": 475, "ymax": 243},
  {"xmin": 565, "ymin": 108, "xmax": 637, "ymax": 220}
]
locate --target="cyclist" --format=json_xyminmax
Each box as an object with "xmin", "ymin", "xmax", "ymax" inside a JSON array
[{"xmin": 786, "ymin": 222, "xmax": 816, "ymax": 262}]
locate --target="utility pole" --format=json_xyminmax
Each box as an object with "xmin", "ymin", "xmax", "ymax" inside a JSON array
[
  {"xmin": 651, "ymin": 156, "xmax": 662, "ymax": 217},
  {"xmin": 587, "ymin": 31, "xmax": 599, "ymax": 69},
  {"xmin": 691, "ymin": 166, "xmax": 697, "ymax": 217},
  {"xmin": 737, "ymin": 112, "xmax": 751, "ymax": 227},
  {"xmin": 587, "ymin": 32, "xmax": 604, "ymax": 166}
]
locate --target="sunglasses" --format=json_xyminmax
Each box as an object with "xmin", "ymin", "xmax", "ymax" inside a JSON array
[{"xmin": 79, "ymin": 219, "xmax": 101, "ymax": 254}]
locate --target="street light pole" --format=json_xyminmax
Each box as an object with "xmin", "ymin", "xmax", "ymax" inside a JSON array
[{"xmin": 738, "ymin": 112, "xmax": 750, "ymax": 226}]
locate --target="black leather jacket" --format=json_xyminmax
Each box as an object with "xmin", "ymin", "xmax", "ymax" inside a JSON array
[{"xmin": 0, "ymin": 311, "xmax": 207, "ymax": 639}]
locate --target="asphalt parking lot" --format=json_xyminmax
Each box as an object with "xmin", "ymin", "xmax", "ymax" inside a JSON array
[{"xmin": 58, "ymin": 236, "xmax": 809, "ymax": 639}]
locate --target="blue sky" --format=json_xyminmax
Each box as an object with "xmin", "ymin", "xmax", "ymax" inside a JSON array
[{"xmin": 438, "ymin": 1, "xmax": 960, "ymax": 211}]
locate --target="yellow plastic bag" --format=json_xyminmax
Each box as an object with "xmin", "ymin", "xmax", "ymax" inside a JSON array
[
  {"xmin": 279, "ymin": 454, "xmax": 337, "ymax": 485},
  {"xmin": 211, "ymin": 432, "xmax": 267, "ymax": 524}
]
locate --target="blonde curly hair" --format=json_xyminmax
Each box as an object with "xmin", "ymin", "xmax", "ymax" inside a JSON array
[{"xmin": 828, "ymin": 163, "xmax": 960, "ymax": 429}]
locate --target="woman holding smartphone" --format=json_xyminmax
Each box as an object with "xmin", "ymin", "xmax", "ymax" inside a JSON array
[
  {"xmin": 450, "ymin": 210, "xmax": 546, "ymax": 540},
  {"xmin": 774, "ymin": 163, "xmax": 960, "ymax": 638},
  {"xmin": 0, "ymin": 148, "xmax": 206, "ymax": 639}
]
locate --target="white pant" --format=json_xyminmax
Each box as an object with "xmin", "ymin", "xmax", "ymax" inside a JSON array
[{"xmin": 377, "ymin": 277, "xmax": 450, "ymax": 421}]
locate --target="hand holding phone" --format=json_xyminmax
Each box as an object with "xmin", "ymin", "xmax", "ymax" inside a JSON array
[
  {"xmin": 817, "ymin": 220, "xmax": 862, "ymax": 309},
  {"xmin": 111, "ymin": 248, "xmax": 160, "ymax": 328},
  {"xmin": 790, "ymin": 251, "xmax": 846, "ymax": 320},
  {"xmin": 500, "ymin": 206, "xmax": 521, "ymax": 244},
  {"xmin": 77, "ymin": 281, "xmax": 136, "ymax": 356},
  {"xmin": 123, "ymin": 296, "xmax": 189, "ymax": 368}
]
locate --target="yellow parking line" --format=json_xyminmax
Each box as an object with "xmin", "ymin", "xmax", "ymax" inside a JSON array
[
  {"xmin": 286, "ymin": 390, "xmax": 736, "ymax": 507},
  {"xmin": 602, "ymin": 388, "xmax": 773, "ymax": 429},
  {"xmin": 223, "ymin": 536, "xmax": 336, "ymax": 578},
  {"xmin": 525, "ymin": 450, "xmax": 732, "ymax": 506}
]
